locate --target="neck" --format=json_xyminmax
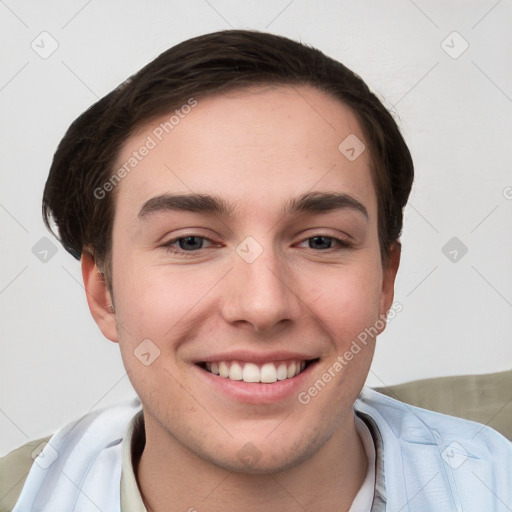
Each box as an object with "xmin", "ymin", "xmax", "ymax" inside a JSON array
[{"xmin": 136, "ymin": 411, "xmax": 368, "ymax": 512}]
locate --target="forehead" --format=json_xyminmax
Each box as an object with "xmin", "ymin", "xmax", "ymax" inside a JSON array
[{"xmin": 111, "ymin": 84, "xmax": 376, "ymax": 224}]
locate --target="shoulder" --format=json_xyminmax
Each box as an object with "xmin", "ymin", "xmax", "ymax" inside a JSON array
[
  {"xmin": 357, "ymin": 386, "xmax": 512, "ymax": 452},
  {"xmin": 354, "ymin": 388, "xmax": 512, "ymax": 512},
  {"xmin": 0, "ymin": 398, "xmax": 142, "ymax": 512},
  {"xmin": 0, "ymin": 435, "xmax": 53, "ymax": 512},
  {"xmin": 374, "ymin": 370, "xmax": 512, "ymax": 439},
  {"xmin": 356, "ymin": 387, "xmax": 512, "ymax": 508}
]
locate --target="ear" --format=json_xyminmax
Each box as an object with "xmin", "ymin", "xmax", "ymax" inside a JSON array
[
  {"xmin": 378, "ymin": 241, "xmax": 401, "ymax": 330},
  {"xmin": 81, "ymin": 250, "xmax": 119, "ymax": 343}
]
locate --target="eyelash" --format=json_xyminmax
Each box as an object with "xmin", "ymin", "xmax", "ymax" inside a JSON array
[{"xmin": 160, "ymin": 234, "xmax": 353, "ymax": 257}]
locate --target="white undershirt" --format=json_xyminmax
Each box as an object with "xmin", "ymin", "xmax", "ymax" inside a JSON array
[{"xmin": 347, "ymin": 416, "xmax": 376, "ymax": 512}]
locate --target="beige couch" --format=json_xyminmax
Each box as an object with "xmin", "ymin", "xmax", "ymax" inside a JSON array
[{"xmin": 374, "ymin": 369, "xmax": 512, "ymax": 440}]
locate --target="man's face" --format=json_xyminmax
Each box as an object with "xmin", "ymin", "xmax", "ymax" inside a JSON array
[{"xmin": 101, "ymin": 85, "xmax": 398, "ymax": 472}]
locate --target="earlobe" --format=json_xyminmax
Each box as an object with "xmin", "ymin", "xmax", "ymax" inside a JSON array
[{"xmin": 81, "ymin": 250, "xmax": 119, "ymax": 343}]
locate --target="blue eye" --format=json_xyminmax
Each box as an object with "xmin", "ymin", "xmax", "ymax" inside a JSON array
[
  {"xmin": 161, "ymin": 236, "xmax": 213, "ymax": 257},
  {"xmin": 161, "ymin": 234, "xmax": 352, "ymax": 257},
  {"xmin": 302, "ymin": 235, "xmax": 351, "ymax": 251},
  {"xmin": 172, "ymin": 236, "xmax": 205, "ymax": 251}
]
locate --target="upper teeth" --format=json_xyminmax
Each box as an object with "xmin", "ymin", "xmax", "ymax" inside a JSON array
[{"xmin": 204, "ymin": 360, "xmax": 306, "ymax": 383}]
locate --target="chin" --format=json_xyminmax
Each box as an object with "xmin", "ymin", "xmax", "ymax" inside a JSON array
[{"xmin": 205, "ymin": 429, "xmax": 329, "ymax": 475}]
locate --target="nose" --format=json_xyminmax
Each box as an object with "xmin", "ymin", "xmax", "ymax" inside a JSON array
[{"xmin": 220, "ymin": 241, "xmax": 303, "ymax": 334}]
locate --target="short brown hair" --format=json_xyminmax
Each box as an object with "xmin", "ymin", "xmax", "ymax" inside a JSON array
[{"xmin": 43, "ymin": 29, "xmax": 414, "ymax": 290}]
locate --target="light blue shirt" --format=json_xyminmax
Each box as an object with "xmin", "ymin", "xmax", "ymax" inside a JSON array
[
  {"xmin": 356, "ymin": 387, "xmax": 512, "ymax": 511},
  {"xmin": 11, "ymin": 388, "xmax": 512, "ymax": 511}
]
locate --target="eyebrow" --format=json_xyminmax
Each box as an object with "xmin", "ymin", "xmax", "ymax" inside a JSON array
[{"xmin": 138, "ymin": 191, "xmax": 369, "ymax": 220}]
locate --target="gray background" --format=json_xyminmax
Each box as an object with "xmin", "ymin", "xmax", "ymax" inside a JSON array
[{"xmin": 1, "ymin": 0, "xmax": 511, "ymax": 456}]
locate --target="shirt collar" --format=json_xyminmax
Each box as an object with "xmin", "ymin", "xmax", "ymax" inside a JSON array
[
  {"xmin": 121, "ymin": 409, "xmax": 147, "ymax": 511},
  {"xmin": 356, "ymin": 410, "xmax": 387, "ymax": 511}
]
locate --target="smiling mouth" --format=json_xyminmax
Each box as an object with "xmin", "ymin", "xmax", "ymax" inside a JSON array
[{"xmin": 197, "ymin": 359, "xmax": 319, "ymax": 384}]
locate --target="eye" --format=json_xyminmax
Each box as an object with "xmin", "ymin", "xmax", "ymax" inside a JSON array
[
  {"xmin": 161, "ymin": 235, "xmax": 216, "ymax": 257},
  {"xmin": 160, "ymin": 233, "xmax": 353, "ymax": 258},
  {"xmin": 297, "ymin": 235, "xmax": 353, "ymax": 252}
]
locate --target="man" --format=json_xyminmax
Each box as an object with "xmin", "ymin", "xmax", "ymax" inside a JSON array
[{"xmin": 1, "ymin": 30, "xmax": 510, "ymax": 512}]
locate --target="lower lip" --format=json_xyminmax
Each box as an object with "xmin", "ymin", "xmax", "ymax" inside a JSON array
[{"xmin": 193, "ymin": 362, "xmax": 318, "ymax": 405}]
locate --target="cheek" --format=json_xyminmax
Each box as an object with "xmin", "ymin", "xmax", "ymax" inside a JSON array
[
  {"xmin": 111, "ymin": 257, "xmax": 221, "ymax": 348},
  {"xmin": 113, "ymin": 268, "xmax": 179, "ymax": 338},
  {"xmin": 304, "ymin": 267, "xmax": 383, "ymax": 402},
  {"xmin": 111, "ymin": 263, "xmax": 191, "ymax": 408},
  {"xmin": 305, "ymin": 261, "xmax": 383, "ymax": 342}
]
